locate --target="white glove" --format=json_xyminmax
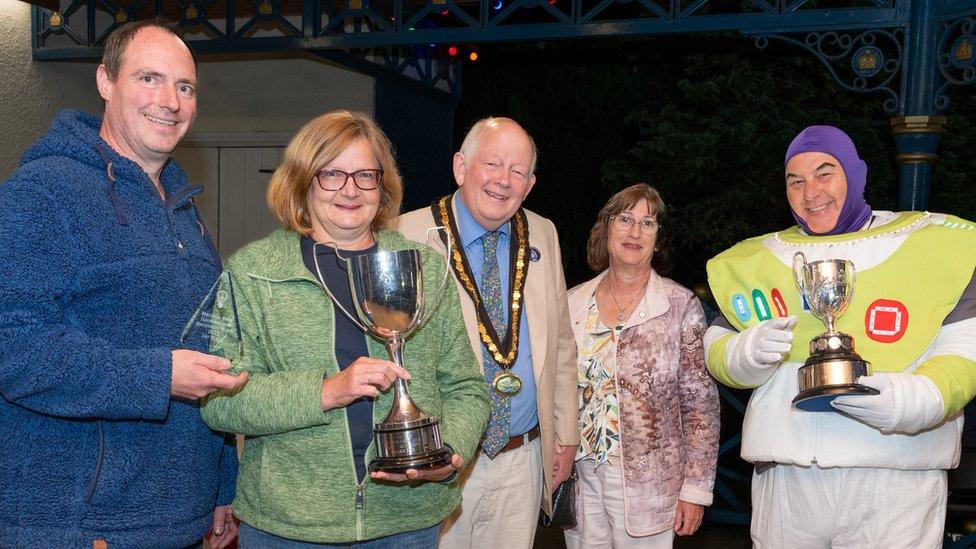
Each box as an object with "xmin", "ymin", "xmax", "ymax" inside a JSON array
[
  {"xmin": 831, "ymin": 372, "xmax": 946, "ymax": 434},
  {"xmin": 725, "ymin": 316, "xmax": 798, "ymax": 386}
]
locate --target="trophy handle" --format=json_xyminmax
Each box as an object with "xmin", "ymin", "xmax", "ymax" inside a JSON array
[
  {"xmin": 312, "ymin": 241, "xmax": 371, "ymax": 334},
  {"xmin": 415, "ymin": 225, "xmax": 453, "ymax": 328},
  {"xmin": 792, "ymin": 252, "xmax": 808, "ymax": 297}
]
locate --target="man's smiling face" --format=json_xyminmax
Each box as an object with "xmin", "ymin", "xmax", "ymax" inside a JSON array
[
  {"xmin": 786, "ymin": 151, "xmax": 848, "ymax": 234},
  {"xmin": 97, "ymin": 26, "xmax": 198, "ymax": 173},
  {"xmin": 454, "ymin": 119, "xmax": 537, "ymax": 231}
]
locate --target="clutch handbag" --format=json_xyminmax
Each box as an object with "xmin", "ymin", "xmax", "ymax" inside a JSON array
[{"xmin": 539, "ymin": 467, "xmax": 577, "ymax": 528}]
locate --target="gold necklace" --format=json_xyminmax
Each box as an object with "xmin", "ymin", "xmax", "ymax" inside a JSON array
[
  {"xmin": 606, "ymin": 276, "xmax": 645, "ymax": 322},
  {"xmin": 432, "ymin": 196, "xmax": 529, "ymax": 368}
]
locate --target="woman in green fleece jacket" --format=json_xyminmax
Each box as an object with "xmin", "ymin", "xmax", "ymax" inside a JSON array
[{"xmin": 201, "ymin": 111, "xmax": 489, "ymax": 547}]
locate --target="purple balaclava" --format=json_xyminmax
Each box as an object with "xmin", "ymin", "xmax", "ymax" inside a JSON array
[{"xmin": 784, "ymin": 125, "xmax": 872, "ymax": 235}]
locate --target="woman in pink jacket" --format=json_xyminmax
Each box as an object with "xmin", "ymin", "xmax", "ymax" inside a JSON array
[{"xmin": 564, "ymin": 183, "xmax": 721, "ymax": 548}]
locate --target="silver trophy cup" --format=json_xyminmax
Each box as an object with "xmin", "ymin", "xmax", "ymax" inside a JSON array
[
  {"xmin": 314, "ymin": 231, "xmax": 453, "ymax": 473},
  {"xmin": 792, "ymin": 252, "xmax": 879, "ymax": 411}
]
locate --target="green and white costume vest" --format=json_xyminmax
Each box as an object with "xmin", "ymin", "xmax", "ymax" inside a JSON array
[{"xmin": 705, "ymin": 211, "xmax": 976, "ymax": 469}]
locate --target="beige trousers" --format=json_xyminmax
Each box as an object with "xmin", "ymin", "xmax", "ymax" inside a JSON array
[
  {"xmin": 437, "ymin": 437, "xmax": 543, "ymax": 549},
  {"xmin": 564, "ymin": 460, "xmax": 675, "ymax": 549}
]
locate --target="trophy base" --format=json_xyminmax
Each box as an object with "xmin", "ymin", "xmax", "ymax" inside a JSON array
[
  {"xmin": 369, "ymin": 447, "xmax": 453, "ymax": 474},
  {"xmin": 370, "ymin": 414, "xmax": 453, "ymax": 473},
  {"xmin": 792, "ymin": 383, "xmax": 880, "ymax": 412},
  {"xmin": 794, "ymin": 352, "xmax": 878, "ymax": 412}
]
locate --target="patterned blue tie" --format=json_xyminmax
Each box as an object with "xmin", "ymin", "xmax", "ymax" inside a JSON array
[{"xmin": 480, "ymin": 230, "xmax": 511, "ymax": 457}]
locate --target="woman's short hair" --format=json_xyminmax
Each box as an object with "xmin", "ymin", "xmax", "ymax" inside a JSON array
[
  {"xmin": 267, "ymin": 110, "xmax": 403, "ymax": 237},
  {"xmin": 586, "ymin": 183, "xmax": 673, "ymax": 275}
]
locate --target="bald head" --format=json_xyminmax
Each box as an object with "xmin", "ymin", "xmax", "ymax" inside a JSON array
[
  {"xmin": 459, "ymin": 117, "xmax": 538, "ymax": 176},
  {"xmin": 453, "ymin": 117, "xmax": 538, "ymax": 231},
  {"xmin": 100, "ymin": 19, "xmax": 196, "ymax": 82}
]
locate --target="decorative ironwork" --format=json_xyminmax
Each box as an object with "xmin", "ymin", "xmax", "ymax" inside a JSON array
[
  {"xmin": 31, "ymin": 0, "xmax": 459, "ymax": 96},
  {"xmin": 30, "ymin": 0, "xmax": 912, "ymax": 98},
  {"xmin": 33, "ymin": 0, "xmax": 903, "ymax": 53},
  {"xmin": 935, "ymin": 16, "xmax": 976, "ymax": 111},
  {"xmin": 29, "ymin": 0, "xmax": 907, "ymax": 99},
  {"xmin": 365, "ymin": 46, "xmax": 461, "ymax": 95},
  {"xmin": 752, "ymin": 29, "xmax": 904, "ymax": 114},
  {"xmin": 853, "ymin": 45, "xmax": 883, "ymax": 76}
]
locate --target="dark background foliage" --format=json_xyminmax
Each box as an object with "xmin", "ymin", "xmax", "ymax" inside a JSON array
[{"xmin": 455, "ymin": 36, "xmax": 976, "ymax": 290}]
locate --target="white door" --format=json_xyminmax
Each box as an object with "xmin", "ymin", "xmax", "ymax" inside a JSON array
[
  {"xmin": 171, "ymin": 146, "xmax": 219, "ymax": 233},
  {"xmin": 217, "ymin": 147, "xmax": 282, "ymax": 258},
  {"xmin": 173, "ymin": 146, "xmax": 284, "ymax": 260}
]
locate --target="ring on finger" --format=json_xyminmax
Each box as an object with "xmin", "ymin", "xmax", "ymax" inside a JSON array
[{"xmin": 368, "ymin": 371, "xmax": 373, "ymax": 385}]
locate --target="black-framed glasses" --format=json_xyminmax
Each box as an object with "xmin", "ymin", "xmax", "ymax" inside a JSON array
[
  {"xmin": 315, "ymin": 168, "xmax": 384, "ymax": 191},
  {"xmin": 609, "ymin": 213, "xmax": 659, "ymax": 234}
]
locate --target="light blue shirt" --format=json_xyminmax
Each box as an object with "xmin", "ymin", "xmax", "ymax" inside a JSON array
[{"xmin": 452, "ymin": 192, "xmax": 538, "ymax": 436}]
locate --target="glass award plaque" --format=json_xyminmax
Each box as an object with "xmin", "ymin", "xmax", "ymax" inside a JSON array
[{"xmin": 180, "ymin": 271, "xmax": 245, "ymax": 372}]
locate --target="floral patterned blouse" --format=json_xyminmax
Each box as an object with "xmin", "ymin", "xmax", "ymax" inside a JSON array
[{"xmin": 576, "ymin": 295, "xmax": 622, "ymax": 465}]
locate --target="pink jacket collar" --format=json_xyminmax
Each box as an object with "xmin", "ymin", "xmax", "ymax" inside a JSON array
[{"xmin": 568, "ymin": 268, "xmax": 671, "ymax": 330}]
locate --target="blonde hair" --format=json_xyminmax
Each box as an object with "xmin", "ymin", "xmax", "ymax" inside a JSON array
[{"xmin": 267, "ymin": 110, "xmax": 403, "ymax": 236}]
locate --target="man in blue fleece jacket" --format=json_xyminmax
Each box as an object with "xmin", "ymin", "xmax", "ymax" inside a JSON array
[{"xmin": 0, "ymin": 20, "xmax": 248, "ymax": 547}]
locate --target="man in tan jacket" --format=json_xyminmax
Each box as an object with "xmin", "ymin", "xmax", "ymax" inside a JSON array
[{"xmin": 397, "ymin": 117, "xmax": 579, "ymax": 548}]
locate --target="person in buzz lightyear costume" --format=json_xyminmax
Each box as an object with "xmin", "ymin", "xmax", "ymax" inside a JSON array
[{"xmin": 704, "ymin": 125, "xmax": 976, "ymax": 548}]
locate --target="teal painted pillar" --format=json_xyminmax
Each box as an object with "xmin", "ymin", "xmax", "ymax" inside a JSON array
[
  {"xmin": 893, "ymin": 0, "xmax": 944, "ymax": 210},
  {"xmin": 890, "ymin": 115, "xmax": 946, "ymax": 210}
]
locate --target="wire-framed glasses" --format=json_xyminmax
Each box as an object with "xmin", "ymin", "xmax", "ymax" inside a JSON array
[
  {"xmin": 609, "ymin": 213, "xmax": 659, "ymax": 234},
  {"xmin": 315, "ymin": 168, "xmax": 384, "ymax": 191}
]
